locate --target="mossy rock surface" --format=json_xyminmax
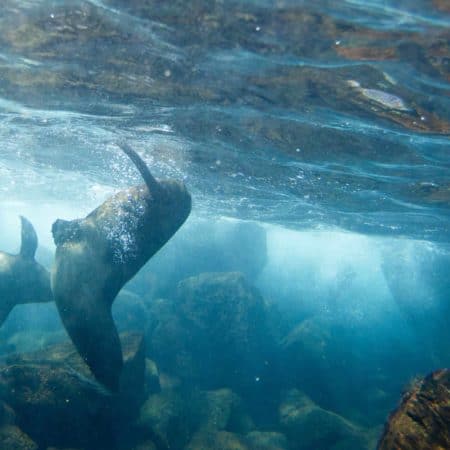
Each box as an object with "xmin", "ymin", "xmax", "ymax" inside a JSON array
[
  {"xmin": 147, "ymin": 272, "xmax": 275, "ymax": 392},
  {"xmin": 0, "ymin": 425, "xmax": 38, "ymax": 450},
  {"xmin": 378, "ymin": 369, "xmax": 450, "ymax": 450},
  {"xmin": 279, "ymin": 389, "xmax": 371, "ymax": 450}
]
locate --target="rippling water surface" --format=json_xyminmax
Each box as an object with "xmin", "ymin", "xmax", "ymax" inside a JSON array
[
  {"xmin": 0, "ymin": 2, "xmax": 449, "ymax": 449},
  {"xmin": 0, "ymin": 0, "xmax": 449, "ymax": 242}
]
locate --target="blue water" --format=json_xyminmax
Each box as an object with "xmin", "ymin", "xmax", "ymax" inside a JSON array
[{"xmin": 0, "ymin": 1, "xmax": 449, "ymax": 449}]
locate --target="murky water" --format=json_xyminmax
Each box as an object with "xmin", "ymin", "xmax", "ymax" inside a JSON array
[{"xmin": 0, "ymin": 1, "xmax": 449, "ymax": 449}]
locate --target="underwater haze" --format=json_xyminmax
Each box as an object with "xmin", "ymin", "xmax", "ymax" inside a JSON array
[{"xmin": 0, "ymin": 0, "xmax": 449, "ymax": 449}]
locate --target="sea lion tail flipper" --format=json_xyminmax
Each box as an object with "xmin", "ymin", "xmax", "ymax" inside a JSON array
[
  {"xmin": 19, "ymin": 216, "xmax": 38, "ymax": 259},
  {"xmin": 117, "ymin": 142, "xmax": 161, "ymax": 196}
]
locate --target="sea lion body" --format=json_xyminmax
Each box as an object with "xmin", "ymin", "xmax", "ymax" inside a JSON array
[
  {"xmin": 51, "ymin": 146, "xmax": 191, "ymax": 391},
  {"xmin": 0, "ymin": 216, "xmax": 52, "ymax": 326}
]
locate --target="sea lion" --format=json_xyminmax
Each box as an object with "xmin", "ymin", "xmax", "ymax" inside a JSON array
[
  {"xmin": 51, "ymin": 143, "xmax": 191, "ymax": 391},
  {"xmin": 0, "ymin": 216, "xmax": 52, "ymax": 326}
]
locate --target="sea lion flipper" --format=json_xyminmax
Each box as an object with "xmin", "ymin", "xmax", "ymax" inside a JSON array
[
  {"xmin": 58, "ymin": 299, "xmax": 123, "ymax": 392},
  {"xmin": 19, "ymin": 216, "xmax": 38, "ymax": 259},
  {"xmin": 117, "ymin": 142, "xmax": 161, "ymax": 196}
]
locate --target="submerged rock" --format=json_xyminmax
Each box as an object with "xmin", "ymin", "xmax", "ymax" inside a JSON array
[
  {"xmin": 146, "ymin": 272, "xmax": 276, "ymax": 393},
  {"xmin": 0, "ymin": 425, "xmax": 38, "ymax": 450},
  {"xmin": 279, "ymin": 389, "xmax": 371, "ymax": 450},
  {"xmin": 0, "ymin": 401, "xmax": 15, "ymax": 426},
  {"xmin": 144, "ymin": 359, "xmax": 161, "ymax": 395},
  {"xmin": 138, "ymin": 389, "xmax": 202, "ymax": 450},
  {"xmin": 112, "ymin": 290, "xmax": 148, "ymax": 333},
  {"xmin": 0, "ymin": 362, "xmax": 113, "ymax": 448},
  {"xmin": 197, "ymin": 388, "xmax": 254, "ymax": 434},
  {"xmin": 378, "ymin": 369, "xmax": 450, "ymax": 450},
  {"xmin": 245, "ymin": 431, "xmax": 288, "ymax": 450},
  {"xmin": 0, "ymin": 333, "xmax": 147, "ymax": 449},
  {"xmin": 186, "ymin": 430, "xmax": 249, "ymax": 450},
  {"xmin": 139, "ymin": 386, "xmax": 252, "ymax": 449}
]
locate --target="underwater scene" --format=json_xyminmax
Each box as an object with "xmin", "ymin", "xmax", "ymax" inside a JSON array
[{"xmin": 0, "ymin": 0, "xmax": 449, "ymax": 449}]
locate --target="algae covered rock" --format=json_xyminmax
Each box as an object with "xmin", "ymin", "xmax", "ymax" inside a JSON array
[
  {"xmin": 0, "ymin": 362, "xmax": 113, "ymax": 448},
  {"xmin": 139, "ymin": 387, "xmax": 253, "ymax": 449},
  {"xmin": 198, "ymin": 388, "xmax": 254, "ymax": 434},
  {"xmin": 138, "ymin": 389, "xmax": 202, "ymax": 449},
  {"xmin": 0, "ymin": 333, "xmax": 147, "ymax": 449},
  {"xmin": 378, "ymin": 369, "xmax": 450, "ymax": 450},
  {"xmin": 187, "ymin": 429, "xmax": 288, "ymax": 450},
  {"xmin": 0, "ymin": 425, "xmax": 38, "ymax": 450},
  {"xmin": 144, "ymin": 359, "xmax": 161, "ymax": 395},
  {"xmin": 0, "ymin": 401, "xmax": 15, "ymax": 426},
  {"xmin": 147, "ymin": 272, "xmax": 275, "ymax": 392},
  {"xmin": 186, "ymin": 430, "xmax": 250, "ymax": 450},
  {"xmin": 279, "ymin": 389, "xmax": 371, "ymax": 450},
  {"xmin": 279, "ymin": 315, "xmax": 392, "ymax": 421},
  {"xmin": 280, "ymin": 317, "xmax": 338, "ymax": 407},
  {"xmin": 245, "ymin": 431, "xmax": 288, "ymax": 450},
  {"xmin": 112, "ymin": 290, "xmax": 148, "ymax": 333}
]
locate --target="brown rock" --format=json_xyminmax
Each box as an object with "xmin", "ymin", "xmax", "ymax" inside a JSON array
[
  {"xmin": 378, "ymin": 369, "xmax": 450, "ymax": 450},
  {"xmin": 0, "ymin": 425, "xmax": 37, "ymax": 450},
  {"xmin": 0, "ymin": 333, "xmax": 146, "ymax": 449}
]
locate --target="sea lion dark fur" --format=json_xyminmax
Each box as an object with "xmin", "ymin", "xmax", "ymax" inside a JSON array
[
  {"xmin": 51, "ymin": 143, "xmax": 191, "ymax": 391},
  {"xmin": 0, "ymin": 216, "xmax": 52, "ymax": 326}
]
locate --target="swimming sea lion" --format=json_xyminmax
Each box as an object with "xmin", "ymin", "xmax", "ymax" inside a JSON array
[
  {"xmin": 51, "ymin": 143, "xmax": 191, "ymax": 391},
  {"xmin": 0, "ymin": 216, "xmax": 52, "ymax": 326}
]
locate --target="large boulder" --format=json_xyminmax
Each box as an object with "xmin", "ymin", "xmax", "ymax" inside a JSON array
[
  {"xmin": 146, "ymin": 272, "xmax": 276, "ymax": 395},
  {"xmin": 0, "ymin": 333, "xmax": 147, "ymax": 450},
  {"xmin": 138, "ymin": 388, "xmax": 204, "ymax": 450},
  {"xmin": 112, "ymin": 290, "xmax": 149, "ymax": 333},
  {"xmin": 279, "ymin": 389, "xmax": 372, "ymax": 450},
  {"xmin": 138, "ymin": 387, "xmax": 252, "ymax": 449},
  {"xmin": 378, "ymin": 369, "xmax": 450, "ymax": 450},
  {"xmin": 280, "ymin": 315, "xmax": 401, "ymax": 424},
  {"xmin": 197, "ymin": 388, "xmax": 254, "ymax": 435}
]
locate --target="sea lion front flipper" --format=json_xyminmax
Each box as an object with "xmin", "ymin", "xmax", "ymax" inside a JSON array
[
  {"xmin": 19, "ymin": 216, "xmax": 38, "ymax": 259},
  {"xmin": 58, "ymin": 294, "xmax": 123, "ymax": 392}
]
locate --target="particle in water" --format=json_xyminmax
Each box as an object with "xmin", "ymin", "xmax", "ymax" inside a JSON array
[
  {"xmin": 255, "ymin": 26, "xmax": 261, "ymax": 31},
  {"xmin": 164, "ymin": 69, "xmax": 171, "ymax": 77}
]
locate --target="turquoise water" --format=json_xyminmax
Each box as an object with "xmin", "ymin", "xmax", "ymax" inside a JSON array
[{"xmin": 0, "ymin": 1, "xmax": 449, "ymax": 449}]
